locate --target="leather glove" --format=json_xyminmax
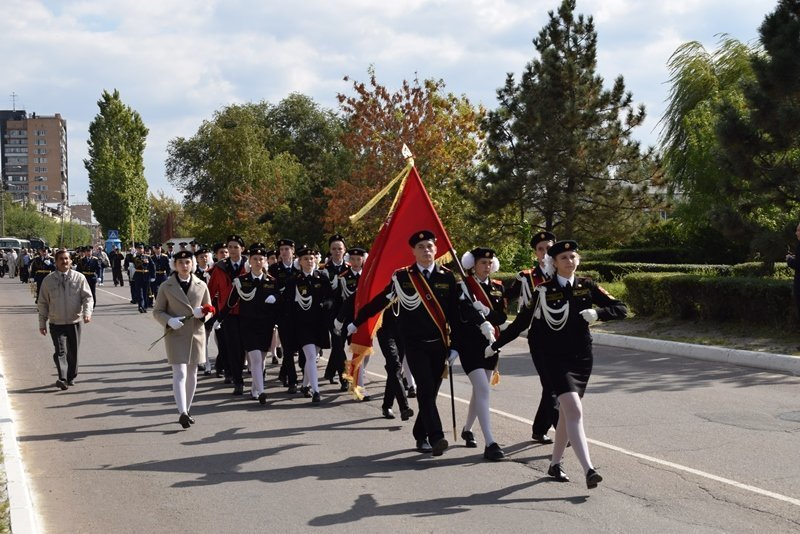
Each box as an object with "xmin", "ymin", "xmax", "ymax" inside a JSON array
[
  {"xmin": 193, "ymin": 306, "xmax": 204, "ymax": 319},
  {"xmin": 333, "ymin": 319, "xmax": 343, "ymax": 336},
  {"xmin": 479, "ymin": 321, "xmax": 495, "ymax": 343},
  {"xmin": 265, "ymin": 295, "xmax": 277, "ymax": 304},
  {"xmin": 472, "ymin": 300, "xmax": 490, "ymax": 315},
  {"xmin": 447, "ymin": 349, "xmax": 459, "ymax": 365},
  {"xmin": 484, "ymin": 344, "xmax": 497, "ymax": 358},
  {"xmin": 167, "ymin": 317, "xmax": 184, "ymax": 330},
  {"xmin": 579, "ymin": 308, "xmax": 599, "ymax": 324},
  {"xmin": 346, "ymin": 323, "xmax": 358, "ymax": 336}
]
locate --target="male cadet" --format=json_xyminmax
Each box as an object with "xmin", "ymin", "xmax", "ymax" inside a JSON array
[
  {"xmin": 76, "ymin": 246, "xmax": 100, "ymax": 309},
  {"xmin": 268, "ymin": 238, "xmax": 300, "ymax": 392},
  {"xmin": 150, "ymin": 243, "xmax": 171, "ymax": 304},
  {"xmin": 30, "ymin": 246, "xmax": 56, "ymax": 303},
  {"xmin": 166, "ymin": 242, "xmax": 175, "ymax": 259},
  {"xmin": 347, "ymin": 230, "xmax": 488, "ymax": 456},
  {"xmin": 515, "ymin": 231, "xmax": 561, "ymax": 444},
  {"xmin": 123, "ymin": 245, "xmax": 137, "ymax": 302},
  {"xmin": 208, "ymin": 242, "xmax": 230, "ymax": 380},
  {"xmin": 208, "ymin": 235, "xmax": 248, "ymax": 394},
  {"xmin": 321, "ymin": 234, "xmax": 350, "ymax": 385},
  {"xmin": 132, "ymin": 243, "xmax": 155, "ymax": 313},
  {"xmin": 178, "ymin": 241, "xmax": 189, "ymax": 252}
]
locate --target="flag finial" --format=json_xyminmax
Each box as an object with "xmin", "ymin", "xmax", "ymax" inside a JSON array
[{"xmin": 401, "ymin": 143, "xmax": 414, "ymax": 165}]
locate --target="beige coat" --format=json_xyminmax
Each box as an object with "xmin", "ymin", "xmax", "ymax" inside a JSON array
[{"xmin": 153, "ymin": 274, "xmax": 211, "ymax": 365}]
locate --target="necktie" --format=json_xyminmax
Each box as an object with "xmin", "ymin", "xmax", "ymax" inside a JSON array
[
  {"xmin": 423, "ymin": 269, "xmax": 430, "ymax": 279},
  {"xmin": 232, "ymin": 263, "xmax": 238, "ymax": 272},
  {"xmin": 565, "ymin": 281, "xmax": 571, "ymax": 289}
]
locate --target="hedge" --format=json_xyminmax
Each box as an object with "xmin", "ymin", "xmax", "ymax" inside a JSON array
[
  {"xmin": 581, "ymin": 261, "xmax": 732, "ymax": 282},
  {"xmin": 729, "ymin": 262, "xmax": 793, "ymax": 279},
  {"xmin": 582, "ymin": 248, "xmax": 689, "ymax": 263},
  {"xmin": 623, "ymin": 272, "xmax": 794, "ymax": 326}
]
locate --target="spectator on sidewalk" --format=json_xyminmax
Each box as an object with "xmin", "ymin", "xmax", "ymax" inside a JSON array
[{"xmin": 37, "ymin": 248, "xmax": 93, "ymax": 390}]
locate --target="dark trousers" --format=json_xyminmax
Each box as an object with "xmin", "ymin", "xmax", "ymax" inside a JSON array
[
  {"xmin": 323, "ymin": 328, "xmax": 346, "ymax": 380},
  {"xmin": 405, "ymin": 339, "xmax": 446, "ymax": 444},
  {"xmin": 87, "ymin": 279, "xmax": 97, "ymax": 309},
  {"xmin": 133, "ymin": 276, "xmax": 149, "ymax": 309},
  {"xmin": 112, "ymin": 266, "xmax": 124, "ymax": 286},
  {"xmin": 222, "ymin": 315, "xmax": 245, "ymax": 385},
  {"xmin": 377, "ymin": 329, "xmax": 409, "ymax": 411},
  {"xmin": 49, "ymin": 322, "xmax": 81, "ymax": 381},
  {"xmin": 213, "ymin": 326, "xmax": 228, "ymax": 374},
  {"xmin": 277, "ymin": 325, "xmax": 298, "ymax": 386},
  {"xmin": 530, "ymin": 350, "xmax": 559, "ymax": 435}
]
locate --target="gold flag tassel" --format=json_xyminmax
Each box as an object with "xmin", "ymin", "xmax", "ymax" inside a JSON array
[{"xmin": 349, "ymin": 161, "xmax": 413, "ymax": 223}]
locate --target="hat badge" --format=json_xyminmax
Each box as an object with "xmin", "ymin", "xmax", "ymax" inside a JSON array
[
  {"xmin": 419, "ymin": 233, "xmax": 424, "ymax": 239},
  {"xmin": 565, "ymin": 243, "xmax": 571, "ymax": 249},
  {"xmin": 484, "ymin": 251, "xmax": 491, "ymax": 257}
]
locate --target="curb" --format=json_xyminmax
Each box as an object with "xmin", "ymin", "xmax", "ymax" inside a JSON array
[
  {"xmin": 0, "ymin": 365, "xmax": 40, "ymax": 533},
  {"xmin": 593, "ymin": 332, "xmax": 800, "ymax": 376}
]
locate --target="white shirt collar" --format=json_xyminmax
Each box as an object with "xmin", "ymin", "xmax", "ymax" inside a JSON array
[
  {"xmin": 556, "ymin": 274, "xmax": 575, "ymax": 287},
  {"xmin": 416, "ymin": 263, "xmax": 434, "ymax": 273}
]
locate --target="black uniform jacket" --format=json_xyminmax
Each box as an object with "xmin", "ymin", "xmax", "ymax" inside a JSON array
[{"xmin": 496, "ymin": 276, "xmax": 627, "ymax": 354}]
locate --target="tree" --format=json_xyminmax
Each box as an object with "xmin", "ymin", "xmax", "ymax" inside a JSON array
[
  {"xmin": 85, "ymin": 89, "xmax": 149, "ymax": 246},
  {"xmin": 327, "ymin": 68, "xmax": 485, "ymax": 250},
  {"xmin": 166, "ymin": 96, "xmax": 346, "ymax": 246},
  {"xmin": 148, "ymin": 191, "xmax": 188, "ymax": 243},
  {"xmin": 477, "ymin": 0, "xmax": 658, "ymax": 247},
  {"xmin": 715, "ymin": 0, "xmax": 800, "ymax": 257}
]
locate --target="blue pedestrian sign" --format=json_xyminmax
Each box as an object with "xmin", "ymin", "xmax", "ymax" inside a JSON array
[{"xmin": 107, "ymin": 229, "xmax": 119, "ymax": 239}]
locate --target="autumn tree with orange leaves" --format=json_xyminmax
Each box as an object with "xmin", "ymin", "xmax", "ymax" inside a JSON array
[{"xmin": 325, "ymin": 68, "xmax": 486, "ymax": 249}]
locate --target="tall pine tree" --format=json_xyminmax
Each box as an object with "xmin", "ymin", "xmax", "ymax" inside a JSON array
[
  {"xmin": 85, "ymin": 89, "xmax": 149, "ymax": 245},
  {"xmin": 478, "ymin": 0, "xmax": 657, "ymax": 245}
]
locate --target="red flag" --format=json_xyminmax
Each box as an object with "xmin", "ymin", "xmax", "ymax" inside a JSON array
[{"xmin": 344, "ymin": 166, "xmax": 453, "ymax": 397}]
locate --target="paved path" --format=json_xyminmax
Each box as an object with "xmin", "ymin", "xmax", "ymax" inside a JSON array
[{"xmin": 1, "ymin": 278, "xmax": 799, "ymax": 533}]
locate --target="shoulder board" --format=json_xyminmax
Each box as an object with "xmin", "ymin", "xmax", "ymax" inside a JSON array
[
  {"xmin": 491, "ymin": 279, "xmax": 504, "ymax": 288},
  {"xmin": 438, "ymin": 265, "xmax": 452, "ymax": 273}
]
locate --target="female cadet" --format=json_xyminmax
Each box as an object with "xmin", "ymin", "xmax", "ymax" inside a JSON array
[
  {"xmin": 457, "ymin": 247, "xmax": 507, "ymax": 461},
  {"xmin": 282, "ymin": 245, "xmax": 334, "ymax": 404},
  {"xmin": 228, "ymin": 243, "xmax": 281, "ymax": 404},
  {"xmin": 153, "ymin": 250, "xmax": 213, "ymax": 429},
  {"xmin": 488, "ymin": 240, "xmax": 627, "ymax": 488}
]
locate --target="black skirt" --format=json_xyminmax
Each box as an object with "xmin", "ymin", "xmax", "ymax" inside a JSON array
[
  {"xmin": 239, "ymin": 316, "xmax": 275, "ymax": 352},
  {"xmin": 538, "ymin": 345, "xmax": 593, "ymax": 398},
  {"xmin": 459, "ymin": 344, "xmax": 498, "ymax": 375}
]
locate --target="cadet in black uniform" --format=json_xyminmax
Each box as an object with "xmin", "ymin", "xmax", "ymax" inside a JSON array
[
  {"xmin": 228, "ymin": 243, "xmax": 281, "ymax": 404},
  {"xmin": 348, "ymin": 230, "xmax": 489, "ymax": 456},
  {"xmin": 150, "ymin": 244, "xmax": 171, "ymax": 305},
  {"xmin": 76, "ymin": 246, "xmax": 100, "ymax": 309},
  {"xmin": 322, "ymin": 234, "xmax": 350, "ymax": 385},
  {"xmin": 30, "ymin": 247, "xmax": 55, "ymax": 303},
  {"xmin": 281, "ymin": 245, "xmax": 333, "ymax": 404},
  {"xmin": 268, "ymin": 238, "xmax": 300, "ymax": 393},
  {"xmin": 455, "ymin": 247, "xmax": 507, "ymax": 461},
  {"xmin": 132, "ymin": 243, "xmax": 155, "ymax": 313},
  {"xmin": 489, "ymin": 240, "xmax": 627, "ymax": 489}
]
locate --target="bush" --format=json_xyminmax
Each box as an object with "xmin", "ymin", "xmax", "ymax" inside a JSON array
[
  {"xmin": 582, "ymin": 248, "xmax": 689, "ymax": 263},
  {"xmin": 580, "ymin": 261, "xmax": 732, "ymax": 282},
  {"xmin": 623, "ymin": 272, "xmax": 794, "ymax": 326},
  {"xmin": 730, "ymin": 261, "xmax": 793, "ymax": 279}
]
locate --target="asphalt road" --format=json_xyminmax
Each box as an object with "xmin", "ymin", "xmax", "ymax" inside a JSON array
[{"xmin": 0, "ymin": 276, "xmax": 798, "ymax": 533}]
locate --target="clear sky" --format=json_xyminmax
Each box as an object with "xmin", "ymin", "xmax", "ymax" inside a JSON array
[{"xmin": 2, "ymin": 0, "xmax": 776, "ymax": 204}]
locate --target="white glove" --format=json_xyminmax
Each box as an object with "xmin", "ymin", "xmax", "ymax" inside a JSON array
[
  {"xmin": 579, "ymin": 309, "xmax": 599, "ymax": 324},
  {"xmin": 193, "ymin": 306, "xmax": 204, "ymax": 319},
  {"xmin": 150, "ymin": 278, "xmax": 155, "ymax": 282},
  {"xmin": 333, "ymin": 319, "xmax": 343, "ymax": 336},
  {"xmin": 479, "ymin": 321, "xmax": 495, "ymax": 343},
  {"xmin": 472, "ymin": 300, "xmax": 490, "ymax": 315},
  {"xmin": 346, "ymin": 323, "xmax": 357, "ymax": 336},
  {"xmin": 484, "ymin": 345, "xmax": 497, "ymax": 358},
  {"xmin": 167, "ymin": 317, "xmax": 184, "ymax": 330},
  {"xmin": 265, "ymin": 295, "xmax": 277, "ymax": 304},
  {"xmin": 214, "ymin": 321, "xmax": 222, "ymax": 330},
  {"xmin": 447, "ymin": 349, "xmax": 459, "ymax": 365}
]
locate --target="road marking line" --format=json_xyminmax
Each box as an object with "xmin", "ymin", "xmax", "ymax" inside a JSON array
[
  {"xmin": 356, "ymin": 360, "xmax": 800, "ymax": 507},
  {"xmin": 97, "ymin": 287, "xmax": 133, "ymax": 301}
]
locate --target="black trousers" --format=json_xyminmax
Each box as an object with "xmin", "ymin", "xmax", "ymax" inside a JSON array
[
  {"xmin": 323, "ymin": 328, "xmax": 346, "ymax": 380},
  {"xmin": 530, "ymin": 349, "xmax": 559, "ymax": 435},
  {"xmin": 222, "ymin": 315, "xmax": 245, "ymax": 385},
  {"xmin": 404, "ymin": 338, "xmax": 446, "ymax": 444},
  {"xmin": 277, "ymin": 325, "xmax": 298, "ymax": 386},
  {"xmin": 377, "ymin": 328, "xmax": 409, "ymax": 411},
  {"xmin": 112, "ymin": 266, "xmax": 124, "ymax": 286},
  {"xmin": 213, "ymin": 325, "xmax": 228, "ymax": 374},
  {"xmin": 50, "ymin": 323, "xmax": 81, "ymax": 381}
]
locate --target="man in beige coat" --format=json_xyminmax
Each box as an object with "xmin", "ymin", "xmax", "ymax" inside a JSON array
[
  {"xmin": 153, "ymin": 250, "xmax": 212, "ymax": 428},
  {"xmin": 37, "ymin": 248, "xmax": 93, "ymax": 390}
]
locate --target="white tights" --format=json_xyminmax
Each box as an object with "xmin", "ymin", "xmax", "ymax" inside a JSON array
[
  {"xmin": 464, "ymin": 368, "xmax": 495, "ymax": 446},
  {"xmin": 550, "ymin": 392, "xmax": 594, "ymax": 474},
  {"xmin": 171, "ymin": 363, "xmax": 198, "ymax": 416},
  {"xmin": 301, "ymin": 344, "xmax": 319, "ymax": 393},
  {"xmin": 247, "ymin": 350, "xmax": 266, "ymax": 396}
]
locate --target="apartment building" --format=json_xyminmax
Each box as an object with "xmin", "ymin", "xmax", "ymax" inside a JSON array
[{"xmin": 0, "ymin": 110, "xmax": 68, "ymax": 204}]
